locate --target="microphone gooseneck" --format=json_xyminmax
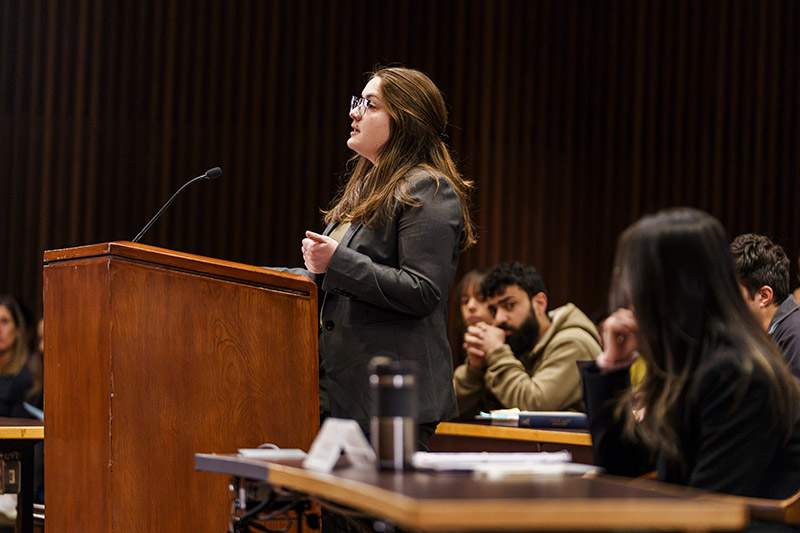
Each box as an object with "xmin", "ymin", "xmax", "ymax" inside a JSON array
[{"xmin": 131, "ymin": 167, "xmax": 222, "ymax": 243}]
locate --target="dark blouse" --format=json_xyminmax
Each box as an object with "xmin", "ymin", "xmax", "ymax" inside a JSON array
[
  {"xmin": 581, "ymin": 349, "xmax": 800, "ymax": 499},
  {"xmin": 0, "ymin": 365, "xmax": 33, "ymax": 417}
]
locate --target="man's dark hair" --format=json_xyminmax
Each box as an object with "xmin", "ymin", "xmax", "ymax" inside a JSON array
[
  {"xmin": 730, "ymin": 233, "xmax": 790, "ymax": 304},
  {"xmin": 480, "ymin": 262, "xmax": 548, "ymax": 300}
]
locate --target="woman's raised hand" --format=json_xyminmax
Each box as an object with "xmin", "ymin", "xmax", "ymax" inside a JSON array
[
  {"xmin": 302, "ymin": 231, "xmax": 338, "ymax": 274},
  {"xmin": 597, "ymin": 308, "xmax": 640, "ymax": 370}
]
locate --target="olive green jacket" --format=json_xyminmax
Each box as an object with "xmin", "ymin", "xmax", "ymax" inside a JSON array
[{"xmin": 453, "ymin": 303, "xmax": 601, "ymax": 418}]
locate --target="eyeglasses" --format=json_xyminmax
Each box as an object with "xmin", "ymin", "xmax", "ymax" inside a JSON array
[{"xmin": 350, "ymin": 95, "xmax": 381, "ymax": 116}]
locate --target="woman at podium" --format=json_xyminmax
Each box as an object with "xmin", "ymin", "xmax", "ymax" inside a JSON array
[{"xmin": 276, "ymin": 66, "xmax": 475, "ymax": 448}]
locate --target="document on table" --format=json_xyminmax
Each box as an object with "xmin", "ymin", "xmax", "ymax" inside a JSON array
[{"xmin": 412, "ymin": 451, "xmax": 598, "ymax": 477}]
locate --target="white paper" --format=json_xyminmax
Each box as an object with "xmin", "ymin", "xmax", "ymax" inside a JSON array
[{"xmin": 411, "ymin": 450, "xmax": 572, "ymax": 472}]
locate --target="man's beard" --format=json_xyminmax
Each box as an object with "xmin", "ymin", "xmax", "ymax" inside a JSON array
[{"xmin": 505, "ymin": 312, "xmax": 540, "ymax": 356}]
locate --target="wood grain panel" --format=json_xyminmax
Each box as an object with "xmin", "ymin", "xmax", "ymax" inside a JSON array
[
  {"xmin": 43, "ymin": 258, "xmax": 113, "ymax": 531},
  {"xmin": 3, "ymin": 0, "xmax": 799, "ymax": 365}
]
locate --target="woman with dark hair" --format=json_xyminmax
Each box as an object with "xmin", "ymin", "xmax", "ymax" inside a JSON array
[
  {"xmin": 0, "ymin": 295, "xmax": 34, "ymax": 416},
  {"xmin": 581, "ymin": 208, "xmax": 800, "ymax": 499},
  {"xmin": 456, "ymin": 269, "xmax": 492, "ymax": 329},
  {"xmin": 449, "ymin": 268, "xmax": 493, "ymax": 370},
  {"xmin": 281, "ymin": 66, "xmax": 475, "ymax": 448}
]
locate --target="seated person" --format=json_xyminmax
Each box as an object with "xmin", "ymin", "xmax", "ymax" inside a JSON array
[
  {"xmin": 0, "ymin": 295, "xmax": 33, "ymax": 416},
  {"xmin": 453, "ymin": 262, "xmax": 601, "ymax": 418},
  {"xmin": 0, "ymin": 296, "xmax": 35, "ymax": 529},
  {"xmin": 581, "ymin": 208, "xmax": 800, "ymax": 499},
  {"xmin": 730, "ymin": 233, "xmax": 800, "ymax": 383},
  {"xmin": 453, "ymin": 268, "xmax": 492, "ymax": 366}
]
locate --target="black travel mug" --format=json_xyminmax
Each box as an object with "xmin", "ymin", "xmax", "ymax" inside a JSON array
[{"xmin": 369, "ymin": 357, "xmax": 418, "ymax": 471}]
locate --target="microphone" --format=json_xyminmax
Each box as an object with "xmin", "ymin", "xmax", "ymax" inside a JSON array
[{"xmin": 131, "ymin": 167, "xmax": 221, "ymax": 243}]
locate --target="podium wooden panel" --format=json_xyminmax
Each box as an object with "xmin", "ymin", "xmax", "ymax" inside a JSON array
[{"xmin": 43, "ymin": 242, "xmax": 319, "ymax": 532}]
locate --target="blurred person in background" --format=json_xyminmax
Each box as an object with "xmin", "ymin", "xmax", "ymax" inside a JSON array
[
  {"xmin": 730, "ymin": 233, "xmax": 800, "ymax": 384},
  {"xmin": 453, "ymin": 268, "xmax": 493, "ymax": 366},
  {"xmin": 0, "ymin": 295, "xmax": 36, "ymax": 528},
  {"xmin": 0, "ymin": 295, "xmax": 33, "ymax": 416}
]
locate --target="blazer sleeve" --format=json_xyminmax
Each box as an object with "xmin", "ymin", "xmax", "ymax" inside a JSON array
[
  {"xmin": 264, "ymin": 266, "xmax": 323, "ymax": 285},
  {"xmin": 321, "ymin": 175, "xmax": 462, "ymax": 316},
  {"xmin": 581, "ymin": 361, "xmax": 656, "ymax": 477}
]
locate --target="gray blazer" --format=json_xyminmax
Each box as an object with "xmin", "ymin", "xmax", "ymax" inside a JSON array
[{"xmin": 283, "ymin": 170, "xmax": 462, "ymax": 432}]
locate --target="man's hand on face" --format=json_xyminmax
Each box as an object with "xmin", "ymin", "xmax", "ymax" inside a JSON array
[
  {"xmin": 463, "ymin": 325, "xmax": 487, "ymax": 369},
  {"xmin": 463, "ymin": 322, "xmax": 507, "ymax": 369}
]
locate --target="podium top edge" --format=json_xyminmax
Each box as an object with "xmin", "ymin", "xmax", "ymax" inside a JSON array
[{"xmin": 43, "ymin": 241, "xmax": 316, "ymax": 294}]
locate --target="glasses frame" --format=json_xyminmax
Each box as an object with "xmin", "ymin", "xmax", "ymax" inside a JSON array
[{"xmin": 350, "ymin": 95, "xmax": 381, "ymax": 116}]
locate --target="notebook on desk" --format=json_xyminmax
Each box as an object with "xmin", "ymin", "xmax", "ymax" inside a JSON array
[
  {"xmin": 517, "ymin": 411, "xmax": 588, "ymax": 429},
  {"xmin": 477, "ymin": 409, "xmax": 588, "ymax": 429}
]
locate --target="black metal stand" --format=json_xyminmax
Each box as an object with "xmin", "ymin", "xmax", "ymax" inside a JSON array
[{"xmin": 229, "ymin": 476, "xmax": 319, "ymax": 533}]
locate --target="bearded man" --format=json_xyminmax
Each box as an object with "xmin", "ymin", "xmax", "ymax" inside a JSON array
[{"xmin": 453, "ymin": 262, "xmax": 601, "ymax": 418}]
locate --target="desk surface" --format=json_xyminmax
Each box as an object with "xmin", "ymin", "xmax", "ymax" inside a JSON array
[
  {"xmin": 0, "ymin": 417, "xmax": 43, "ymax": 440},
  {"xmin": 195, "ymin": 453, "xmax": 747, "ymax": 531},
  {"xmin": 0, "ymin": 417, "xmax": 43, "ymax": 533},
  {"xmin": 436, "ymin": 421, "xmax": 592, "ymax": 446}
]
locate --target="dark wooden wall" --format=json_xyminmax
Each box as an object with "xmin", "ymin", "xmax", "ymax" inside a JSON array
[{"xmin": 2, "ymin": 0, "xmax": 799, "ymax": 360}]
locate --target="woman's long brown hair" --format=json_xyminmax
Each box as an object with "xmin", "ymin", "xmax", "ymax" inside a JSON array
[
  {"xmin": 324, "ymin": 66, "xmax": 476, "ymax": 250},
  {"xmin": 609, "ymin": 208, "xmax": 799, "ymax": 463}
]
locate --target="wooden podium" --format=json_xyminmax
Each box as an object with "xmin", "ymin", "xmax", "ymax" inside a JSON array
[{"xmin": 42, "ymin": 242, "xmax": 319, "ymax": 532}]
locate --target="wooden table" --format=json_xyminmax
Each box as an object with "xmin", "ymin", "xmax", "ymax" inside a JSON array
[
  {"xmin": 194, "ymin": 453, "xmax": 748, "ymax": 531},
  {"xmin": 0, "ymin": 417, "xmax": 44, "ymax": 533},
  {"xmin": 430, "ymin": 421, "xmax": 594, "ymax": 463}
]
